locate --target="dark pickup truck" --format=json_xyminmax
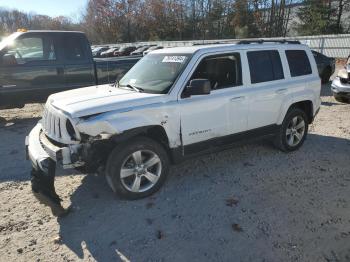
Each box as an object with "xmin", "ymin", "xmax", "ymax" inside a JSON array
[{"xmin": 0, "ymin": 30, "xmax": 141, "ymax": 109}]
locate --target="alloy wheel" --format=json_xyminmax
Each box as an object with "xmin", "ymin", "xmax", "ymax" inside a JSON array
[
  {"xmin": 286, "ymin": 116, "xmax": 305, "ymax": 147},
  {"xmin": 119, "ymin": 150, "xmax": 162, "ymax": 193}
]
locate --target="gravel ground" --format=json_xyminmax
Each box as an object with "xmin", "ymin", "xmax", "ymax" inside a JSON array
[{"xmin": 0, "ymin": 78, "xmax": 349, "ymax": 261}]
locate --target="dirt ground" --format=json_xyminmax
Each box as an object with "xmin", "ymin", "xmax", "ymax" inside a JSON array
[{"xmin": 0, "ymin": 77, "xmax": 350, "ymax": 261}]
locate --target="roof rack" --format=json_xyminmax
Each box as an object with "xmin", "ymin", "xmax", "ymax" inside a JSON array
[
  {"xmin": 192, "ymin": 41, "xmax": 227, "ymax": 46},
  {"xmin": 237, "ymin": 39, "xmax": 300, "ymax": 45}
]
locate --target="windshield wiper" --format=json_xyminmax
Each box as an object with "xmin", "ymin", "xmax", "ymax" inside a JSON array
[{"xmin": 120, "ymin": 84, "xmax": 144, "ymax": 93}]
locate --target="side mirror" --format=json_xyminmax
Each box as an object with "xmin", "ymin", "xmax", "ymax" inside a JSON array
[
  {"xmin": 2, "ymin": 54, "xmax": 17, "ymax": 66},
  {"xmin": 184, "ymin": 79, "xmax": 211, "ymax": 97}
]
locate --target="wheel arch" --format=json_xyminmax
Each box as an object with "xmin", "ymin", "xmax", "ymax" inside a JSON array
[
  {"xmin": 279, "ymin": 100, "xmax": 314, "ymax": 125},
  {"xmin": 110, "ymin": 125, "xmax": 169, "ymax": 147},
  {"xmin": 289, "ymin": 100, "xmax": 314, "ymax": 123},
  {"xmin": 106, "ymin": 125, "xmax": 177, "ymax": 161}
]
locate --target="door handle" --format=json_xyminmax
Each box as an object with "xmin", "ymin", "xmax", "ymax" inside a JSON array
[
  {"xmin": 230, "ymin": 96, "xmax": 245, "ymax": 102},
  {"xmin": 275, "ymin": 88, "xmax": 287, "ymax": 94}
]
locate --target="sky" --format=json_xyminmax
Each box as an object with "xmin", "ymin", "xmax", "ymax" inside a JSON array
[{"xmin": 0, "ymin": 0, "xmax": 88, "ymax": 20}]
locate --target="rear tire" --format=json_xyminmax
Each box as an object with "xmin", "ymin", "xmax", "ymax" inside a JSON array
[
  {"xmin": 274, "ymin": 108, "xmax": 309, "ymax": 152},
  {"xmin": 106, "ymin": 137, "xmax": 169, "ymax": 200}
]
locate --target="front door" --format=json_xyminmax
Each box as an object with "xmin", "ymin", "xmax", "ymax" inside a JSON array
[
  {"xmin": 0, "ymin": 33, "xmax": 65, "ymax": 107},
  {"xmin": 179, "ymin": 52, "xmax": 247, "ymax": 155}
]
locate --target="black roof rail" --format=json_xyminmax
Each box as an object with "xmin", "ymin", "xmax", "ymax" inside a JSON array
[
  {"xmin": 192, "ymin": 41, "xmax": 227, "ymax": 46},
  {"xmin": 237, "ymin": 39, "xmax": 300, "ymax": 45}
]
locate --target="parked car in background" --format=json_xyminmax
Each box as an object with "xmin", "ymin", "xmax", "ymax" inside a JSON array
[
  {"xmin": 312, "ymin": 50, "xmax": 335, "ymax": 84},
  {"xmin": 143, "ymin": 46, "xmax": 163, "ymax": 56},
  {"xmin": 0, "ymin": 30, "xmax": 140, "ymax": 109},
  {"xmin": 100, "ymin": 47, "xmax": 119, "ymax": 57},
  {"xmin": 26, "ymin": 40, "xmax": 320, "ymax": 206},
  {"xmin": 114, "ymin": 46, "xmax": 137, "ymax": 57},
  {"xmin": 130, "ymin": 46, "xmax": 152, "ymax": 56},
  {"xmin": 92, "ymin": 46, "xmax": 109, "ymax": 58},
  {"xmin": 331, "ymin": 55, "xmax": 350, "ymax": 102}
]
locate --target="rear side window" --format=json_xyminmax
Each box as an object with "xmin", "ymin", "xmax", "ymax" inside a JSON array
[
  {"xmin": 64, "ymin": 36, "xmax": 87, "ymax": 61},
  {"xmin": 285, "ymin": 50, "xmax": 312, "ymax": 77},
  {"xmin": 247, "ymin": 50, "xmax": 284, "ymax": 84}
]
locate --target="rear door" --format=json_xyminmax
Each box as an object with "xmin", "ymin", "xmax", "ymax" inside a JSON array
[
  {"xmin": 245, "ymin": 49, "xmax": 288, "ymax": 130},
  {"xmin": 0, "ymin": 32, "xmax": 65, "ymax": 106},
  {"xmin": 62, "ymin": 34, "xmax": 95, "ymax": 89}
]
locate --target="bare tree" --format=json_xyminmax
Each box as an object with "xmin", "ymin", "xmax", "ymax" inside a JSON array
[{"xmin": 1, "ymin": 0, "xmax": 349, "ymax": 43}]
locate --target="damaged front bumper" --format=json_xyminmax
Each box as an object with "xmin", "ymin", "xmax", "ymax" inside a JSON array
[
  {"xmin": 26, "ymin": 122, "xmax": 85, "ymax": 171},
  {"xmin": 25, "ymin": 122, "xmax": 85, "ymax": 215}
]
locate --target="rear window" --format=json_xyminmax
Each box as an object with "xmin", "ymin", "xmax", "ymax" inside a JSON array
[
  {"xmin": 247, "ymin": 50, "xmax": 284, "ymax": 84},
  {"xmin": 285, "ymin": 50, "xmax": 312, "ymax": 77},
  {"xmin": 64, "ymin": 35, "xmax": 87, "ymax": 61}
]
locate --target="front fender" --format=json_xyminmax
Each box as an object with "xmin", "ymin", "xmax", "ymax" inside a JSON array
[{"xmin": 75, "ymin": 108, "xmax": 181, "ymax": 148}]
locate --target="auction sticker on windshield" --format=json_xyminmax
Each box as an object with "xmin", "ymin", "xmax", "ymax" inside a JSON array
[{"xmin": 162, "ymin": 56, "xmax": 187, "ymax": 63}]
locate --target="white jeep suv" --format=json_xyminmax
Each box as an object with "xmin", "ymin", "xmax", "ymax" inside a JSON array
[{"xmin": 26, "ymin": 40, "xmax": 321, "ymax": 205}]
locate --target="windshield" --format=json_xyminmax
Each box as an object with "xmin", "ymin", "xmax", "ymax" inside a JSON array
[
  {"xmin": 119, "ymin": 53, "xmax": 191, "ymax": 94},
  {"xmin": 0, "ymin": 32, "xmax": 21, "ymax": 51}
]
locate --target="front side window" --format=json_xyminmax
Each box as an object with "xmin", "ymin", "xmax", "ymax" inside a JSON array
[
  {"xmin": 118, "ymin": 53, "xmax": 191, "ymax": 94},
  {"xmin": 247, "ymin": 50, "xmax": 284, "ymax": 84},
  {"xmin": 286, "ymin": 50, "xmax": 312, "ymax": 77},
  {"xmin": 189, "ymin": 53, "xmax": 242, "ymax": 90},
  {"xmin": 1, "ymin": 36, "xmax": 56, "ymax": 65}
]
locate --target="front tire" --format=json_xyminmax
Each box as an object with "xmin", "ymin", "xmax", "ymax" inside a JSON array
[
  {"xmin": 106, "ymin": 137, "xmax": 169, "ymax": 200},
  {"xmin": 274, "ymin": 108, "xmax": 309, "ymax": 152}
]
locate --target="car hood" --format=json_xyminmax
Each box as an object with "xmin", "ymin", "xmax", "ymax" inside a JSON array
[{"xmin": 49, "ymin": 84, "xmax": 163, "ymax": 118}]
